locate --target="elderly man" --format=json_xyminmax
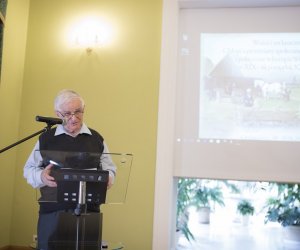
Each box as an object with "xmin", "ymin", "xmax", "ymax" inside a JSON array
[{"xmin": 24, "ymin": 89, "xmax": 116, "ymax": 250}]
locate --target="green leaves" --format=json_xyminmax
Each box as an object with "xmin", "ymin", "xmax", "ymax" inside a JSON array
[
  {"xmin": 237, "ymin": 200, "xmax": 255, "ymax": 216},
  {"xmin": 265, "ymin": 183, "xmax": 300, "ymax": 227}
]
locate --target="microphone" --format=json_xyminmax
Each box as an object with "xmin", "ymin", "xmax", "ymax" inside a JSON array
[{"xmin": 36, "ymin": 116, "xmax": 63, "ymax": 125}]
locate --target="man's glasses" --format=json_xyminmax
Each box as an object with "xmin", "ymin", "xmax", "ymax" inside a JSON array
[{"xmin": 58, "ymin": 110, "xmax": 84, "ymax": 119}]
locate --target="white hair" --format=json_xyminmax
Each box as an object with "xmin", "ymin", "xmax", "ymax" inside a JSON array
[{"xmin": 54, "ymin": 89, "xmax": 85, "ymax": 111}]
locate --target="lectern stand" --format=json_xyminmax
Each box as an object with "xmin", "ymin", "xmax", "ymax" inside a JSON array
[
  {"xmin": 36, "ymin": 150, "xmax": 132, "ymax": 250},
  {"xmin": 47, "ymin": 168, "xmax": 109, "ymax": 250}
]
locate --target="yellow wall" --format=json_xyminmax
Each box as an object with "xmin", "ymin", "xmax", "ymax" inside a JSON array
[
  {"xmin": 1, "ymin": 0, "xmax": 162, "ymax": 249},
  {"xmin": 0, "ymin": 0, "xmax": 30, "ymax": 247}
]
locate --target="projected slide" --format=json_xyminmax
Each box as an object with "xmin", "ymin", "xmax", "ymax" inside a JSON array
[{"xmin": 199, "ymin": 33, "xmax": 300, "ymax": 142}]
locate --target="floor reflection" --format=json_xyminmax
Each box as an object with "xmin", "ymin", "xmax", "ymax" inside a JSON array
[{"xmin": 177, "ymin": 207, "xmax": 300, "ymax": 250}]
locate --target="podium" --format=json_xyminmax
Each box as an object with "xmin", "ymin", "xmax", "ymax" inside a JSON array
[{"xmin": 35, "ymin": 150, "xmax": 133, "ymax": 250}]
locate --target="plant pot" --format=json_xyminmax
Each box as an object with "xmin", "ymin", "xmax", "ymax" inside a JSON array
[
  {"xmin": 241, "ymin": 215, "xmax": 250, "ymax": 226},
  {"xmin": 175, "ymin": 229, "xmax": 181, "ymax": 246},
  {"xmin": 198, "ymin": 206, "xmax": 210, "ymax": 224},
  {"xmin": 283, "ymin": 225, "xmax": 300, "ymax": 243}
]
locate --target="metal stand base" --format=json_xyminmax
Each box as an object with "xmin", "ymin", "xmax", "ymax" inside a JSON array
[{"xmin": 48, "ymin": 211, "xmax": 102, "ymax": 250}]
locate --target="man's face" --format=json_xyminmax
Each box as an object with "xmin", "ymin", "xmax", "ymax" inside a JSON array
[{"xmin": 56, "ymin": 98, "xmax": 84, "ymax": 135}]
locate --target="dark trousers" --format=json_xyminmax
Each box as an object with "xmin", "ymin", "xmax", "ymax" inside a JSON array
[
  {"xmin": 37, "ymin": 211, "xmax": 61, "ymax": 250},
  {"xmin": 37, "ymin": 210, "xmax": 102, "ymax": 250}
]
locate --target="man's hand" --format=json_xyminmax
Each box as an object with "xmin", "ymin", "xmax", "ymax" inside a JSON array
[
  {"xmin": 107, "ymin": 175, "xmax": 113, "ymax": 189},
  {"xmin": 41, "ymin": 164, "xmax": 57, "ymax": 187}
]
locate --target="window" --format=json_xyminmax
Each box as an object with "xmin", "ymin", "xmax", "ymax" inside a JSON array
[{"xmin": 176, "ymin": 178, "xmax": 300, "ymax": 249}]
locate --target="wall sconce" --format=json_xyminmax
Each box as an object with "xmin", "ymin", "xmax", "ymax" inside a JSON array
[{"xmin": 69, "ymin": 17, "xmax": 113, "ymax": 54}]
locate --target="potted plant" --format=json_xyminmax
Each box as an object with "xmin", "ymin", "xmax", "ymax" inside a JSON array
[
  {"xmin": 176, "ymin": 178, "xmax": 196, "ymax": 242},
  {"xmin": 193, "ymin": 180, "xmax": 225, "ymax": 224},
  {"xmin": 264, "ymin": 183, "xmax": 300, "ymax": 242},
  {"xmin": 237, "ymin": 199, "xmax": 255, "ymax": 226},
  {"xmin": 176, "ymin": 178, "xmax": 239, "ymax": 242}
]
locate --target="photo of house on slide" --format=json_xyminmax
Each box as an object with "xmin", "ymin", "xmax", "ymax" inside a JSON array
[{"xmin": 199, "ymin": 33, "xmax": 300, "ymax": 142}]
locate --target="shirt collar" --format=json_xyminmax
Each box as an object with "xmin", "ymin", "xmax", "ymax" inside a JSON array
[{"xmin": 54, "ymin": 123, "xmax": 92, "ymax": 136}]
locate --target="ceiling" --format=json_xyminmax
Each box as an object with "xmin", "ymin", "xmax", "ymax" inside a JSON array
[{"xmin": 179, "ymin": 0, "xmax": 300, "ymax": 8}]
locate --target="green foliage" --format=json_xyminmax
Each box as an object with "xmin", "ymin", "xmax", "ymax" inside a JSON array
[
  {"xmin": 192, "ymin": 179, "xmax": 240, "ymax": 210},
  {"xmin": 194, "ymin": 185, "xmax": 225, "ymax": 209},
  {"xmin": 237, "ymin": 200, "xmax": 255, "ymax": 216},
  {"xmin": 176, "ymin": 178, "xmax": 240, "ymax": 242},
  {"xmin": 265, "ymin": 183, "xmax": 300, "ymax": 227},
  {"xmin": 176, "ymin": 178, "xmax": 195, "ymax": 241}
]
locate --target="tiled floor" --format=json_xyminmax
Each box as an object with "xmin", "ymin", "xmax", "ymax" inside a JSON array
[{"xmin": 176, "ymin": 208, "xmax": 300, "ymax": 250}]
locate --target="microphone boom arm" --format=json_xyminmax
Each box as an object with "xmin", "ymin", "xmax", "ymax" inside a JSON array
[{"xmin": 0, "ymin": 124, "xmax": 54, "ymax": 154}]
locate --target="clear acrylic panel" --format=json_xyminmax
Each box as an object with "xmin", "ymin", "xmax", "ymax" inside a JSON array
[{"xmin": 33, "ymin": 150, "xmax": 133, "ymax": 205}]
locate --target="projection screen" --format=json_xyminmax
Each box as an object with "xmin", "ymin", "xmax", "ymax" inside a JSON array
[{"xmin": 174, "ymin": 7, "xmax": 300, "ymax": 182}]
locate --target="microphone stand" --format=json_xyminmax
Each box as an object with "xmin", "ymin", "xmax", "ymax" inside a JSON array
[{"xmin": 0, "ymin": 123, "xmax": 54, "ymax": 154}]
